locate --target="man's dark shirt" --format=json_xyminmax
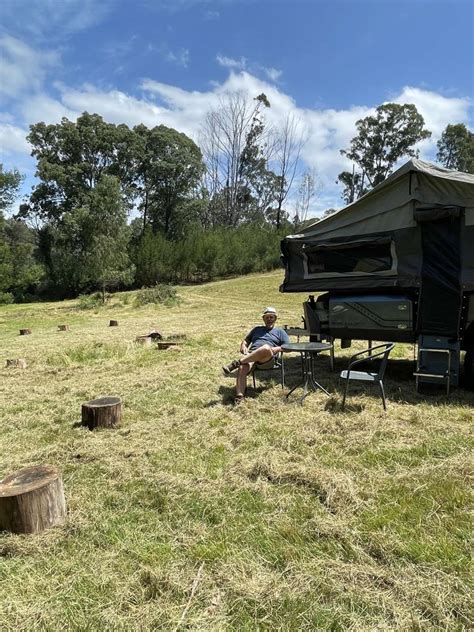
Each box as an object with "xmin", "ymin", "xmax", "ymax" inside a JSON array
[{"xmin": 245, "ymin": 326, "xmax": 290, "ymax": 350}]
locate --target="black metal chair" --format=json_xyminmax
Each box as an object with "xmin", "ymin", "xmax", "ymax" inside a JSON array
[
  {"xmin": 251, "ymin": 354, "xmax": 284, "ymax": 389},
  {"xmin": 340, "ymin": 343, "xmax": 395, "ymax": 411}
]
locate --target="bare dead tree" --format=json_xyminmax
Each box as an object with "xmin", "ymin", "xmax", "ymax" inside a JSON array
[
  {"xmin": 293, "ymin": 169, "xmax": 317, "ymax": 228},
  {"xmin": 200, "ymin": 92, "xmax": 255, "ymax": 226},
  {"xmin": 200, "ymin": 92, "xmax": 277, "ymax": 226},
  {"xmin": 272, "ymin": 114, "xmax": 305, "ymax": 229}
]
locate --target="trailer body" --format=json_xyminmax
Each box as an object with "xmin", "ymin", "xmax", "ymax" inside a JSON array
[{"xmin": 280, "ymin": 160, "xmax": 474, "ymax": 389}]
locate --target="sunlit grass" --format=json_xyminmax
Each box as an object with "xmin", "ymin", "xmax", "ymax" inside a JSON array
[{"xmin": 0, "ymin": 271, "xmax": 472, "ymax": 630}]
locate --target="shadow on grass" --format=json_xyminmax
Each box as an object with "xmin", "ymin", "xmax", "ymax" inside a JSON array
[
  {"xmin": 284, "ymin": 355, "xmax": 474, "ymax": 410},
  {"xmin": 216, "ymin": 380, "xmax": 270, "ymax": 406},
  {"xmin": 217, "ymin": 355, "xmax": 474, "ymax": 410},
  {"xmin": 217, "ymin": 384, "xmax": 237, "ymax": 406}
]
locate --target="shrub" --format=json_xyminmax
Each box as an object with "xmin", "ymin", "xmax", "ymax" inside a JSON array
[
  {"xmin": 77, "ymin": 292, "xmax": 104, "ymax": 310},
  {"xmin": 0, "ymin": 291, "xmax": 14, "ymax": 304},
  {"xmin": 135, "ymin": 284, "xmax": 180, "ymax": 307}
]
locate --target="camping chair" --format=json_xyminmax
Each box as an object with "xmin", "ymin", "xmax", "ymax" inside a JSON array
[
  {"xmin": 340, "ymin": 343, "xmax": 395, "ymax": 411},
  {"xmin": 251, "ymin": 354, "xmax": 284, "ymax": 389}
]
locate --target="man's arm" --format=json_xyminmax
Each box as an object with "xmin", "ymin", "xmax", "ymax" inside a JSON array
[
  {"xmin": 240, "ymin": 338, "xmax": 249, "ymax": 354},
  {"xmin": 240, "ymin": 328, "xmax": 254, "ymax": 354}
]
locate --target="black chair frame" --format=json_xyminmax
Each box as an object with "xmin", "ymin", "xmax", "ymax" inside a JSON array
[
  {"xmin": 251, "ymin": 354, "xmax": 284, "ymax": 389},
  {"xmin": 341, "ymin": 342, "xmax": 395, "ymax": 411}
]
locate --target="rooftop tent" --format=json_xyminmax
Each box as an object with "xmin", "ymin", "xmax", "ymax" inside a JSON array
[{"xmin": 281, "ymin": 159, "xmax": 474, "ymax": 295}]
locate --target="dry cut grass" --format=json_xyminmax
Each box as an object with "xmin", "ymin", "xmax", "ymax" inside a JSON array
[{"xmin": 0, "ymin": 271, "xmax": 472, "ymax": 631}]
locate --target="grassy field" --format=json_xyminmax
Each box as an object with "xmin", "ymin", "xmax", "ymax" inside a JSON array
[{"xmin": 0, "ymin": 271, "xmax": 472, "ymax": 631}]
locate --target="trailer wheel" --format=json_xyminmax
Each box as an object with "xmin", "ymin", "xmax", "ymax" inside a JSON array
[{"xmin": 464, "ymin": 347, "xmax": 474, "ymax": 390}]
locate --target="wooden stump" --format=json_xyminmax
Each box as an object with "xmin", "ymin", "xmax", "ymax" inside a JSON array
[
  {"xmin": 5, "ymin": 358, "xmax": 27, "ymax": 369},
  {"xmin": 135, "ymin": 335, "xmax": 152, "ymax": 347},
  {"xmin": 19, "ymin": 328, "xmax": 31, "ymax": 336},
  {"xmin": 58, "ymin": 324, "xmax": 69, "ymax": 331},
  {"xmin": 0, "ymin": 465, "xmax": 66, "ymax": 534},
  {"xmin": 81, "ymin": 396, "xmax": 122, "ymax": 430},
  {"xmin": 157, "ymin": 341, "xmax": 179, "ymax": 350},
  {"xmin": 109, "ymin": 320, "xmax": 119, "ymax": 327},
  {"xmin": 148, "ymin": 329, "xmax": 163, "ymax": 340}
]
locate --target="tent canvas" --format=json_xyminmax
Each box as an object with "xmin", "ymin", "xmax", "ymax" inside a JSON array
[{"xmin": 281, "ymin": 159, "xmax": 474, "ymax": 297}]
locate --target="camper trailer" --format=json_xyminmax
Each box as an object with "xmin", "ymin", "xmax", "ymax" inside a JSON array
[{"xmin": 280, "ymin": 159, "xmax": 474, "ymax": 391}]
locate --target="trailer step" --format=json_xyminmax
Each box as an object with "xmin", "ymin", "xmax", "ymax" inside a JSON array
[
  {"xmin": 415, "ymin": 339, "xmax": 458, "ymax": 395},
  {"xmin": 413, "ymin": 372, "xmax": 449, "ymax": 379}
]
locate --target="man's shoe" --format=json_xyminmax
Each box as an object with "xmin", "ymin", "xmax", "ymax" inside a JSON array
[{"xmin": 222, "ymin": 359, "xmax": 240, "ymax": 376}]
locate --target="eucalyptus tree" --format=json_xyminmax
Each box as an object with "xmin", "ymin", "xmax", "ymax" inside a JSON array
[
  {"xmin": 132, "ymin": 124, "xmax": 205, "ymax": 238},
  {"xmin": 0, "ymin": 164, "xmax": 38, "ymax": 302},
  {"xmin": 25, "ymin": 112, "xmax": 134, "ymax": 223},
  {"xmin": 436, "ymin": 123, "xmax": 474, "ymax": 173},
  {"xmin": 0, "ymin": 163, "xmax": 23, "ymax": 212},
  {"xmin": 49, "ymin": 175, "xmax": 134, "ymax": 298},
  {"xmin": 338, "ymin": 103, "xmax": 431, "ymax": 198}
]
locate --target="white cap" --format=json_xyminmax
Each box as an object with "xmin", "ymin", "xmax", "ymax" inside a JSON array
[{"xmin": 262, "ymin": 306, "xmax": 277, "ymax": 316}]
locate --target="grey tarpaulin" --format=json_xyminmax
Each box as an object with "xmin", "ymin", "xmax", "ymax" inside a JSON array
[{"xmin": 281, "ymin": 159, "xmax": 474, "ymax": 297}]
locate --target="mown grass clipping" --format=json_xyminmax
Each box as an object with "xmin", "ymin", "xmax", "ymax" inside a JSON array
[{"xmin": 0, "ymin": 271, "xmax": 472, "ymax": 630}]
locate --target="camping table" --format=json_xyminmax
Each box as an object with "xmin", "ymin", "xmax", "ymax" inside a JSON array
[
  {"xmin": 281, "ymin": 342, "xmax": 332, "ymax": 404},
  {"xmin": 283, "ymin": 328, "xmax": 335, "ymax": 371}
]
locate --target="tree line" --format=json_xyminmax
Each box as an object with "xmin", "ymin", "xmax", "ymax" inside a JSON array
[{"xmin": 0, "ymin": 95, "xmax": 472, "ymax": 303}]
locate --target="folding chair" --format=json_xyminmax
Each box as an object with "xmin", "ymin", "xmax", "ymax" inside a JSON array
[
  {"xmin": 340, "ymin": 343, "xmax": 395, "ymax": 411},
  {"xmin": 251, "ymin": 354, "xmax": 284, "ymax": 389}
]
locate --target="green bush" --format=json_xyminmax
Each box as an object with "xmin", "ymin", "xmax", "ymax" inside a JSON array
[
  {"xmin": 77, "ymin": 292, "xmax": 104, "ymax": 310},
  {"xmin": 135, "ymin": 284, "xmax": 180, "ymax": 307},
  {"xmin": 0, "ymin": 291, "xmax": 14, "ymax": 305},
  {"xmin": 131, "ymin": 223, "xmax": 286, "ymax": 285}
]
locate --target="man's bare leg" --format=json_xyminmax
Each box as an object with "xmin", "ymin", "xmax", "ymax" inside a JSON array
[
  {"xmin": 236, "ymin": 345, "xmax": 274, "ymax": 398},
  {"xmin": 240, "ymin": 344, "xmax": 274, "ymax": 366},
  {"xmin": 236, "ymin": 362, "xmax": 252, "ymax": 398}
]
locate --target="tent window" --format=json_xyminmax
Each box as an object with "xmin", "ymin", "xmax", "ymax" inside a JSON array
[{"xmin": 306, "ymin": 242, "xmax": 393, "ymax": 275}]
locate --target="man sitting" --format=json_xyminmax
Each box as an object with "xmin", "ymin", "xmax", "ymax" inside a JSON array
[{"xmin": 223, "ymin": 306, "xmax": 290, "ymax": 402}]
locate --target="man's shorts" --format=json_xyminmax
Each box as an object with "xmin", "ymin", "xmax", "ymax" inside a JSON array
[{"xmin": 254, "ymin": 357, "xmax": 276, "ymax": 370}]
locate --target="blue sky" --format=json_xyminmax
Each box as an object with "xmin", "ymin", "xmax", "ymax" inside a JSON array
[{"xmin": 1, "ymin": 0, "xmax": 473, "ymax": 215}]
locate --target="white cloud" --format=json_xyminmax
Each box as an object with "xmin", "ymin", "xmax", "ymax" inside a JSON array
[
  {"xmin": 216, "ymin": 55, "xmax": 282, "ymax": 83},
  {"xmin": 0, "ymin": 123, "xmax": 30, "ymax": 156},
  {"xmin": 0, "ymin": 35, "xmax": 59, "ymax": 99},
  {"xmin": 2, "ymin": 59, "xmax": 471, "ymax": 216},
  {"xmin": 216, "ymin": 54, "xmax": 247, "ymax": 70},
  {"xmin": 263, "ymin": 67, "xmax": 282, "ymax": 82},
  {"xmin": 165, "ymin": 47, "xmax": 190, "ymax": 68},
  {"xmin": 1, "ymin": 0, "xmax": 112, "ymax": 40},
  {"xmin": 392, "ymin": 86, "xmax": 471, "ymax": 157},
  {"xmin": 20, "ymin": 94, "xmax": 78, "ymax": 126}
]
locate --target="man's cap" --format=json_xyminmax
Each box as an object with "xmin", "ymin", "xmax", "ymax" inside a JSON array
[{"xmin": 262, "ymin": 306, "xmax": 277, "ymax": 316}]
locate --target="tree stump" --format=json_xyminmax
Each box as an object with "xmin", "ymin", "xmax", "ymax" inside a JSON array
[
  {"xmin": 81, "ymin": 396, "xmax": 122, "ymax": 430},
  {"xmin": 0, "ymin": 465, "xmax": 67, "ymax": 534},
  {"xmin": 148, "ymin": 329, "xmax": 163, "ymax": 340},
  {"xmin": 5, "ymin": 358, "xmax": 27, "ymax": 369},
  {"xmin": 58, "ymin": 324, "xmax": 69, "ymax": 331},
  {"xmin": 157, "ymin": 341, "xmax": 179, "ymax": 350},
  {"xmin": 19, "ymin": 328, "xmax": 32, "ymax": 336},
  {"xmin": 109, "ymin": 320, "xmax": 119, "ymax": 327},
  {"xmin": 135, "ymin": 335, "xmax": 152, "ymax": 347}
]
